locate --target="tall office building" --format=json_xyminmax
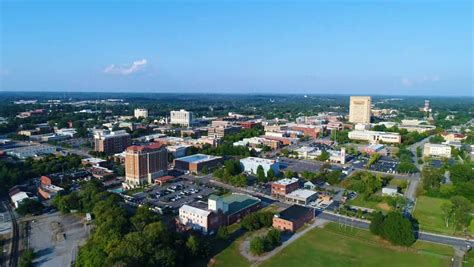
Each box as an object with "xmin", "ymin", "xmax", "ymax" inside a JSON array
[
  {"xmin": 134, "ymin": 108, "xmax": 148, "ymax": 119},
  {"xmin": 349, "ymin": 96, "xmax": 371, "ymax": 124},
  {"xmin": 125, "ymin": 143, "xmax": 168, "ymax": 186},
  {"xmin": 93, "ymin": 130, "xmax": 131, "ymax": 154},
  {"xmin": 170, "ymin": 109, "xmax": 194, "ymax": 127}
]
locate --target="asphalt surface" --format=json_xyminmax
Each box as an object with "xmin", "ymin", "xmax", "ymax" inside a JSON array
[{"xmin": 318, "ymin": 211, "xmax": 474, "ymax": 249}]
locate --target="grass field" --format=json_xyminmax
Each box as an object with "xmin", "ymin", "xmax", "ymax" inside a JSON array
[
  {"xmin": 464, "ymin": 251, "xmax": 474, "ymax": 267},
  {"xmin": 413, "ymin": 195, "xmax": 472, "ymax": 236},
  {"xmin": 347, "ymin": 197, "xmax": 391, "ymax": 212},
  {"xmin": 259, "ymin": 223, "xmax": 453, "ymax": 267}
]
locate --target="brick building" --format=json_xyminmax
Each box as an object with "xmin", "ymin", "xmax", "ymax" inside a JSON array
[
  {"xmin": 273, "ymin": 205, "xmax": 314, "ymax": 232},
  {"xmin": 271, "ymin": 178, "xmax": 300, "ymax": 198},
  {"xmin": 125, "ymin": 143, "xmax": 168, "ymax": 187}
]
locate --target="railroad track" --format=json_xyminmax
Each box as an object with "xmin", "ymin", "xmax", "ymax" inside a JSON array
[{"xmin": 4, "ymin": 202, "xmax": 18, "ymax": 267}]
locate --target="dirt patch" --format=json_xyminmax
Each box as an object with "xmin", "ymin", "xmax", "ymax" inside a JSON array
[{"xmin": 377, "ymin": 203, "xmax": 392, "ymax": 211}]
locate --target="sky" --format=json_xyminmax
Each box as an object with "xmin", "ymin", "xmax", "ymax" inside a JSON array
[{"xmin": 0, "ymin": 0, "xmax": 472, "ymax": 96}]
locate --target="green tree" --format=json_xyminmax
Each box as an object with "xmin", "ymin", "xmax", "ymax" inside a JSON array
[
  {"xmin": 421, "ymin": 167, "xmax": 443, "ymax": 190},
  {"xmin": 19, "ymin": 248, "xmax": 35, "ymax": 267},
  {"xmin": 284, "ymin": 170, "xmax": 295, "ymax": 178},
  {"xmin": 440, "ymin": 202, "xmax": 454, "ymax": 228},
  {"xmin": 370, "ymin": 212, "xmax": 385, "ymax": 236},
  {"xmin": 266, "ymin": 228, "xmax": 281, "ymax": 247},
  {"xmin": 186, "ymin": 235, "xmax": 200, "ymax": 257},
  {"xmin": 217, "ymin": 226, "xmax": 229, "ymax": 240},
  {"xmin": 450, "ymin": 196, "xmax": 472, "ymax": 231},
  {"xmin": 16, "ymin": 199, "xmax": 44, "ymax": 216},
  {"xmin": 267, "ymin": 169, "xmax": 275, "ymax": 181},
  {"xmin": 131, "ymin": 205, "xmax": 160, "ymax": 231},
  {"xmin": 249, "ymin": 236, "xmax": 265, "ymax": 255},
  {"xmin": 318, "ymin": 151, "xmax": 330, "ymax": 161},
  {"xmin": 257, "ymin": 165, "xmax": 266, "ymax": 183},
  {"xmin": 381, "ymin": 212, "xmax": 415, "ymax": 246}
]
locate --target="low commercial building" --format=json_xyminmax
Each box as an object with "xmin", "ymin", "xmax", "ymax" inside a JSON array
[
  {"xmin": 382, "ymin": 186, "xmax": 399, "ymax": 196},
  {"xmin": 38, "ymin": 176, "xmax": 64, "ymax": 199},
  {"xmin": 348, "ymin": 130, "xmax": 401, "ymax": 144},
  {"xmin": 10, "ymin": 191, "xmax": 37, "ymax": 208},
  {"xmin": 81, "ymin": 157, "xmax": 107, "ymax": 167},
  {"xmin": 174, "ymin": 154, "xmax": 223, "ymax": 173},
  {"xmin": 423, "ymin": 143, "xmax": 452, "ymax": 158},
  {"xmin": 238, "ymin": 121, "xmax": 261, "ymax": 129},
  {"xmin": 6, "ymin": 145, "xmax": 56, "ymax": 159},
  {"xmin": 55, "ymin": 128, "xmax": 77, "ymax": 137},
  {"xmin": 208, "ymin": 193, "xmax": 261, "ymax": 225},
  {"xmin": 166, "ymin": 145, "xmax": 190, "ymax": 158},
  {"xmin": 240, "ymin": 157, "xmax": 279, "ymax": 175},
  {"xmin": 271, "ymin": 178, "xmax": 300, "ymax": 198},
  {"xmin": 178, "ymin": 204, "xmax": 220, "ymax": 235},
  {"xmin": 285, "ymin": 189, "xmax": 318, "ymax": 205},
  {"xmin": 399, "ymin": 124, "xmax": 436, "ymax": 133},
  {"xmin": 273, "ymin": 205, "xmax": 314, "ymax": 232},
  {"xmin": 442, "ymin": 132, "xmax": 466, "ymax": 142}
]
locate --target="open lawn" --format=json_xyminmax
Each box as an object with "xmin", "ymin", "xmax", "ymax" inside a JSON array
[
  {"xmin": 413, "ymin": 196, "xmax": 472, "ymax": 236},
  {"xmin": 347, "ymin": 197, "xmax": 391, "ymax": 212},
  {"xmin": 259, "ymin": 223, "xmax": 453, "ymax": 267},
  {"xmin": 464, "ymin": 251, "xmax": 474, "ymax": 267}
]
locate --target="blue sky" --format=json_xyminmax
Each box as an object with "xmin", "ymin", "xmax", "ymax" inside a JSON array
[{"xmin": 0, "ymin": 0, "xmax": 472, "ymax": 96}]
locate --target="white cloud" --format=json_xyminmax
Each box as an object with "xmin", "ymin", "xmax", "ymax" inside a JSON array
[
  {"xmin": 103, "ymin": 59, "xmax": 147, "ymax": 75},
  {"xmin": 401, "ymin": 75, "xmax": 440, "ymax": 87}
]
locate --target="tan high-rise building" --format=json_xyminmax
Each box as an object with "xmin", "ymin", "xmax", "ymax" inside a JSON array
[
  {"xmin": 349, "ymin": 96, "xmax": 371, "ymax": 124},
  {"xmin": 134, "ymin": 108, "xmax": 148, "ymax": 119},
  {"xmin": 125, "ymin": 143, "xmax": 168, "ymax": 186}
]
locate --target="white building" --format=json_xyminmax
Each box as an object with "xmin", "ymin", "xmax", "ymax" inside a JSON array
[
  {"xmin": 134, "ymin": 108, "xmax": 149, "ymax": 119},
  {"xmin": 11, "ymin": 191, "xmax": 37, "ymax": 208},
  {"xmin": 348, "ymin": 130, "xmax": 401, "ymax": 144},
  {"xmin": 423, "ymin": 143, "xmax": 452, "ymax": 158},
  {"xmin": 6, "ymin": 145, "xmax": 56, "ymax": 159},
  {"xmin": 178, "ymin": 204, "xmax": 214, "ymax": 234},
  {"xmin": 170, "ymin": 109, "xmax": 194, "ymax": 127},
  {"xmin": 240, "ymin": 157, "xmax": 280, "ymax": 175},
  {"xmin": 285, "ymin": 189, "xmax": 318, "ymax": 205},
  {"xmin": 382, "ymin": 186, "xmax": 399, "ymax": 196},
  {"xmin": 55, "ymin": 128, "xmax": 77, "ymax": 137}
]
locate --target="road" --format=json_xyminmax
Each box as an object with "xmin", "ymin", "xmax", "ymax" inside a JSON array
[{"xmin": 318, "ymin": 211, "xmax": 474, "ymax": 249}]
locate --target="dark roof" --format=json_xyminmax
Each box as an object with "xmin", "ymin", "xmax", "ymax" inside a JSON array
[{"xmin": 277, "ymin": 205, "xmax": 313, "ymax": 222}]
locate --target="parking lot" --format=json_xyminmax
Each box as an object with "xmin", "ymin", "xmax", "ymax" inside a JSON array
[
  {"xmin": 352, "ymin": 156, "xmax": 399, "ymax": 174},
  {"xmin": 126, "ymin": 178, "xmax": 216, "ymax": 213},
  {"xmin": 280, "ymin": 157, "xmax": 324, "ymax": 173},
  {"xmin": 29, "ymin": 212, "xmax": 90, "ymax": 267}
]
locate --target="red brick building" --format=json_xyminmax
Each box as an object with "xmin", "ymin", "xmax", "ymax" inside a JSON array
[
  {"xmin": 273, "ymin": 205, "xmax": 315, "ymax": 232},
  {"xmin": 271, "ymin": 178, "xmax": 300, "ymax": 198}
]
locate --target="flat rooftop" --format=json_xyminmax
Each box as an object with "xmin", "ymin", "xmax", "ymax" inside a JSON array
[
  {"xmin": 240, "ymin": 157, "xmax": 276, "ymax": 164},
  {"xmin": 209, "ymin": 193, "xmax": 260, "ymax": 215},
  {"xmin": 273, "ymin": 178, "xmax": 299, "ymax": 186},
  {"xmin": 286, "ymin": 189, "xmax": 317, "ymax": 199},
  {"xmin": 276, "ymin": 205, "xmax": 313, "ymax": 222},
  {"xmin": 175, "ymin": 153, "xmax": 222, "ymax": 163}
]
